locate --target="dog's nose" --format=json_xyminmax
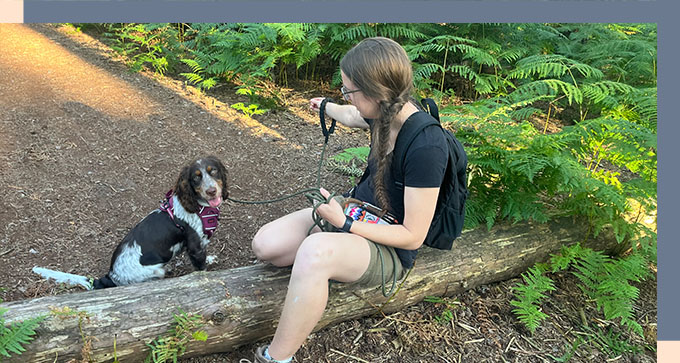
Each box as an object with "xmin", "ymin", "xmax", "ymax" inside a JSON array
[{"xmin": 206, "ymin": 187, "xmax": 217, "ymax": 197}]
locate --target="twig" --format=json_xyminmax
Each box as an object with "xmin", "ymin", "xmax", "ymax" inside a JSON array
[
  {"xmin": 95, "ymin": 180, "xmax": 117, "ymax": 193},
  {"xmin": 464, "ymin": 338, "xmax": 485, "ymax": 344},
  {"xmin": 520, "ymin": 335, "xmax": 541, "ymax": 350},
  {"xmin": 329, "ymin": 348, "xmax": 370, "ymax": 363},
  {"xmin": 352, "ymin": 331, "xmax": 363, "ymax": 345},
  {"xmin": 0, "ymin": 248, "xmax": 15, "ymax": 257},
  {"xmin": 579, "ymin": 307, "xmax": 588, "ymax": 326},
  {"xmin": 505, "ymin": 336, "xmax": 516, "ymax": 353},
  {"xmin": 457, "ymin": 322, "xmax": 477, "ymax": 333}
]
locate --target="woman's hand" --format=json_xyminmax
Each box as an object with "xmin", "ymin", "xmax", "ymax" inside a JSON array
[{"xmin": 315, "ymin": 187, "xmax": 346, "ymax": 229}]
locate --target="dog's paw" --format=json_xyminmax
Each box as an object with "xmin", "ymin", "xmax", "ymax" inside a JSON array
[{"xmin": 206, "ymin": 255, "xmax": 218, "ymax": 265}]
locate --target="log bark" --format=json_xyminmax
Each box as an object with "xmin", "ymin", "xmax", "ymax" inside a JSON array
[{"xmin": 1, "ymin": 217, "xmax": 621, "ymax": 363}]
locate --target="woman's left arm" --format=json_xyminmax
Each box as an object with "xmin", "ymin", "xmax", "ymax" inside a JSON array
[{"xmin": 316, "ymin": 187, "xmax": 439, "ymax": 250}]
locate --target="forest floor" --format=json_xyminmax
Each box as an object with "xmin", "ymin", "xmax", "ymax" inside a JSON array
[{"xmin": 0, "ymin": 23, "xmax": 657, "ymax": 363}]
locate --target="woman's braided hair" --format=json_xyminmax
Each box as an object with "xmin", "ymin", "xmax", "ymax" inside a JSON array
[{"xmin": 340, "ymin": 37, "xmax": 414, "ymax": 212}]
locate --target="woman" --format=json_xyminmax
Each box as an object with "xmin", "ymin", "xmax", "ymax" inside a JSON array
[{"xmin": 251, "ymin": 37, "xmax": 448, "ymax": 363}]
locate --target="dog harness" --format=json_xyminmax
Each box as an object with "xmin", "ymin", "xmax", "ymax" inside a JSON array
[{"xmin": 159, "ymin": 190, "xmax": 220, "ymax": 239}]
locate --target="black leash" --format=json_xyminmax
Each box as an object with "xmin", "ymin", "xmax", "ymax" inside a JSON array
[{"xmin": 320, "ymin": 98, "xmax": 336, "ymax": 143}]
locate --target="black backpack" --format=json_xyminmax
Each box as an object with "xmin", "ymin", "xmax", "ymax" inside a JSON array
[{"xmin": 392, "ymin": 98, "xmax": 469, "ymax": 250}]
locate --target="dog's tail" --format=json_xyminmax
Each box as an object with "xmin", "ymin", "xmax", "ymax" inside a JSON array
[
  {"xmin": 32, "ymin": 266, "xmax": 93, "ymax": 290},
  {"xmin": 92, "ymin": 275, "xmax": 117, "ymax": 289}
]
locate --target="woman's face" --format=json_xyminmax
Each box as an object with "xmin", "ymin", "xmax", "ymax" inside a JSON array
[{"xmin": 341, "ymin": 71, "xmax": 379, "ymax": 119}]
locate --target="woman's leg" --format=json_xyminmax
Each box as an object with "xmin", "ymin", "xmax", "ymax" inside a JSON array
[
  {"xmin": 251, "ymin": 208, "xmax": 319, "ymax": 267},
  {"xmin": 266, "ymin": 232, "xmax": 372, "ymax": 360}
]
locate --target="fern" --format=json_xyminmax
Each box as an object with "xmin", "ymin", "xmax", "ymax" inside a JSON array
[
  {"xmin": 585, "ymin": 325, "xmax": 644, "ymax": 358},
  {"xmin": 512, "ymin": 79, "xmax": 583, "ymax": 105},
  {"xmin": 0, "ymin": 301, "xmax": 47, "ymax": 359},
  {"xmin": 145, "ymin": 309, "xmax": 207, "ymax": 363},
  {"xmin": 510, "ymin": 266, "xmax": 555, "ymax": 333},
  {"xmin": 512, "ymin": 241, "xmax": 653, "ymax": 337},
  {"xmin": 572, "ymin": 251, "xmax": 649, "ymax": 336},
  {"xmin": 327, "ymin": 147, "xmax": 369, "ymax": 182}
]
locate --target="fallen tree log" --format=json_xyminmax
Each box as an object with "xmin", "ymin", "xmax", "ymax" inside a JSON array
[{"xmin": 1, "ymin": 217, "xmax": 621, "ymax": 362}]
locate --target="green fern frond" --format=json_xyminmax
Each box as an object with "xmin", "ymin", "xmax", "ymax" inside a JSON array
[
  {"xmin": 377, "ymin": 23, "xmax": 428, "ymax": 42},
  {"xmin": 413, "ymin": 63, "xmax": 444, "ymax": 82},
  {"xmin": 145, "ymin": 309, "xmax": 207, "ymax": 363},
  {"xmin": 331, "ymin": 24, "xmax": 378, "ymax": 42},
  {"xmin": 510, "ymin": 266, "xmax": 555, "ymax": 333},
  {"xmin": 512, "ymin": 79, "xmax": 583, "ymax": 105},
  {"xmin": 268, "ymin": 23, "xmax": 308, "ymax": 42},
  {"xmin": 570, "ymin": 250, "xmax": 647, "ymax": 336},
  {"xmin": 549, "ymin": 244, "xmax": 591, "ymax": 272},
  {"xmin": 179, "ymin": 72, "xmax": 204, "ymax": 85},
  {"xmin": 500, "ymin": 47, "xmax": 529, "ymax": 64},
  {"xmin": 0, "ymin": 314, "xmax": 47, "ymax": 358},
  {"xmin": 448, "ymin": 64, "xmax": 478, "ymax": 81},
  {"xmin": 509, "ymin": 107, "xmax": 541, "ymax": 121},
  {"xmin": 509, "ymin": 54, "xmax": 571, "ymax": 79},
  {"xmin": 582, "ymin": 81, "xmax": 635, "ymax": 104},
  {"xmin": 456, "ymin": 44, "xmax": 500, "ymax": 67}
]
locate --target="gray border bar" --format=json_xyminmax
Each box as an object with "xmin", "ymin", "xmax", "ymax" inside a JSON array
[{"xmin": 24, "ymin": 1, "xmax": 658, "ymax": 23}]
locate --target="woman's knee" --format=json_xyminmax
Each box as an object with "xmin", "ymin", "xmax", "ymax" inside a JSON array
[
  {"xmin": 292, "ymin": 234, "xmax": 337, "ymax": 275},
  {"xmin": 252, "ymin": 209, "xmax": 314, "ymax": 262},
  {"xmin": 252, "ymin": 224, "xmax": 277, "ymax": 262}
]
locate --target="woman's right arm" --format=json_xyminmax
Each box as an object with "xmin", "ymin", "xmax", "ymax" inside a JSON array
[{"xmin": 310, "ymin": 97, "xmax": 369, "ymax": 129}]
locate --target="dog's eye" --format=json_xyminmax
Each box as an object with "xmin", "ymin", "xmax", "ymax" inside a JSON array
[
  {"xmin": 210, "ymin": 168, "xmax": 217, "ymax": 176},
  {"xmin": 192, "ymin": 170, "xmax": 202, "ymax": 182}
]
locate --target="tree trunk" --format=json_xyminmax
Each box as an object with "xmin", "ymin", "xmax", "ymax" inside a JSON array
[{"xmin": 1, "ymin": 217, "xmax": 620, "ymax": 363}]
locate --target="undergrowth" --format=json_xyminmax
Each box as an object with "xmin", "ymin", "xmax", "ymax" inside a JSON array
[
  {"xmin": 144, "ymin": 309, "xmax": 208, "ymax": 363},
  {"xmin": 0, "ymin": 298, "xmax": 47, "ymax": 360}
]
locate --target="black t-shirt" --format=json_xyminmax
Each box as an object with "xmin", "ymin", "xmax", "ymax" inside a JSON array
[{"xmin": 353, "ymin": 111, "xmax": 448, "ymax": 268}]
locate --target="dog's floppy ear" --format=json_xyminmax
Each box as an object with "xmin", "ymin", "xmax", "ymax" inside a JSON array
[
  {"xmin": 175, "ymin": 164, "xmax": 200, "ymax": 213},
  {"xmin": 217, "ymin": 158, "xmax": 229, "ymax": 200}
]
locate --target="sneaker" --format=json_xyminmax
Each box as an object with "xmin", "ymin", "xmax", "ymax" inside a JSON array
[{"xmin": 253, "ymin": 345, "xmax": 275, "ymax": 363}]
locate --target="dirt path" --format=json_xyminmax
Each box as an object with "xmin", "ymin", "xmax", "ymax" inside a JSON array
[
  {"xmin": 0, "ymin": 22, "xmax": 359, "ymax": 296},
  {"xmin": 0, "ymin": 24, "xmax": 656, "ymax": 363},
  {"xmin": 0, "ymin": 22, "xmax": 364, "ymax": 299}
]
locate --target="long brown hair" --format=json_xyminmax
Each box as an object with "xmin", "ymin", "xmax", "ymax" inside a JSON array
[{"xmin": 340, "ymin": 37, "xmax": 414, "ymax": 211}]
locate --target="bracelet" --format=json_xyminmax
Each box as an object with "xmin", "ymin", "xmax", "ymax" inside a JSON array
[{"xmin": 341, "ymin": 215, "xmax": 353, "ymax": 233}]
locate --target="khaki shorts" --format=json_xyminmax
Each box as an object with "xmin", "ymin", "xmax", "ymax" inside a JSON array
[
  {"xmin": 328, "ymin": 196, "xmax": 405, "ymax": 291},
  {"xmin": 347, "ymin": 239, "xmax": 405, "ymax": 290}
]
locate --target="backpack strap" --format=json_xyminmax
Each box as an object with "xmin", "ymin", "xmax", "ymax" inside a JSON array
[
  {"xmin": 392, "ymin": 111, "xmax": 441, "ymax": 190},
  {"xmin": 420, "ymin": 98, "xmax": 440, "ymax": 122}
]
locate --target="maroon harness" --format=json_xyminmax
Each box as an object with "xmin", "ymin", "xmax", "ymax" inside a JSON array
[{"xmin": 159, "ymin": 190, "xmax": 220, "ymax": 239}]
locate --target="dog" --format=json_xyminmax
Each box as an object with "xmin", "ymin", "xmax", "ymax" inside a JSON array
[{"xmin": 92, "ymin": 156, "xmax": 228, "ymax": 289}]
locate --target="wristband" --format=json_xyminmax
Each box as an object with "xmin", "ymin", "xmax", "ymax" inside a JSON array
[{"xmin": 341, "ymin": 215, "xmax": 354, "ymax": 233}]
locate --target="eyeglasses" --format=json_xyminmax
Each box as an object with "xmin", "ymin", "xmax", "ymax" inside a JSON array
[{"xmin": 340, "ymin": 86, "xmax": 361, "ymax": 101}]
